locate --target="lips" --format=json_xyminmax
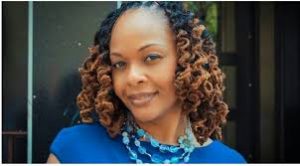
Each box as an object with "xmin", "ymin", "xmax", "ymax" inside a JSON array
[{"xmin": 127, "ymin": 91, "xmax": 158, "ymax": 107}]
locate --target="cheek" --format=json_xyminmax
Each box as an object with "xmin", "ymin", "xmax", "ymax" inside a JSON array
[
  {"xmin": 164, "ymin": 57, "xmax": 177, "ymax": 79},
  {"xmin": 154, "ymin": 59, "xmax": 177, "ymax": 91},
  {"xmin": 112, "ymin": 73, "xmax": 123, "ymax": 98}
]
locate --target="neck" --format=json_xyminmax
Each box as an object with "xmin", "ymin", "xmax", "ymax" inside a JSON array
[{"xmin": 134, "ymin": 106, "xmax": 188, "ymax": 145}]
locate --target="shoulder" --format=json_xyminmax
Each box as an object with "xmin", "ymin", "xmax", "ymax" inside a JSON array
[
  {"xmin": 210, "ymin": 140, "xmax": 247, "ymax": 163},
  {"xmin": 54, "ymin": 122, "xmax": 108, "ymax": 139},
  {"xmin": 49, "ymin": 122, "xmax": 115, "ymax": 163},
  {"xmin": 192, "ymin": 140, "xmax": 247, "ymax": 163},
  {"xmin": 214, "ymin": 140, "xmax": 246, "ymax": 163},
  {"xmin": 51, "ymin": 122, "xmax": 109, "ymax": 146}
]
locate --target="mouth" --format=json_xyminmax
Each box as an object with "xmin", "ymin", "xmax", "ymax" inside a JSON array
[{"xmin": 127, "ymin": 91, "xmax": 158, "ymax": 107}]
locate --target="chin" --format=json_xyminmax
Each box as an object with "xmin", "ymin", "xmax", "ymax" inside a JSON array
[{"xmin": 130, "ymin": 108, "xmax": 161, "ymax": 123}]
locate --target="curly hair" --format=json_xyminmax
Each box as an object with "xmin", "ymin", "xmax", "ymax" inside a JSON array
[{"xmin": 76, "ymin": 1, "xmax": 229, "ymax": 145}]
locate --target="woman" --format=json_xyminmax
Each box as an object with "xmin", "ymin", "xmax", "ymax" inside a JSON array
[{"xmin": 47, "ymin": 2, "xmax": 246, "ymax": 163}]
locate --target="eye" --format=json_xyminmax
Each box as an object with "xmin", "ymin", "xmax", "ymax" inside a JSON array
[
  {"xmin": 145, "ymin": 53, "xmax": 161, "ymax": 62},
  {"xmin": 112, "ymin": 61, "xmax": 126, "ymax": 70}
]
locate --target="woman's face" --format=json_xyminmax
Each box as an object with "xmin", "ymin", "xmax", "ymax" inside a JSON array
[{"xmin": 109, "ymin": 8, "xmax": 181, "ymax": 123}]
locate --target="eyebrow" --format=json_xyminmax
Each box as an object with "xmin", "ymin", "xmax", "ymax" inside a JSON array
[
  {"xmin": 138, "ymin": 43, "xmax": 163, "ymax": 52},
  {"xmin": 110, "ymin": 43, "xmax": 163, "ymax": 57}
]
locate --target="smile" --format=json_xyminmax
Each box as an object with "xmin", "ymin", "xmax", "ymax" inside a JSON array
[{"xmin": 127, "ymin": 91, "xmax": 158, "ymax": 107}]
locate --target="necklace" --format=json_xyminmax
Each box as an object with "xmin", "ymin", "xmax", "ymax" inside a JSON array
[{"xmin": 121, "ymin": 118, "xmax": 196, "ymax": 164}]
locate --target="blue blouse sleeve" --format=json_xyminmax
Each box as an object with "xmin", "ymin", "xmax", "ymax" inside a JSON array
[
  {"xmin": 50, "ymin": 128, "xmax": 70, "ymax": 162},
  {"xmin": 228, "ymin": 148, "xmax": 247, "ymax": 163},
  {"xmin": 49, "ymin": 123, "xmax": 111, "ymax": 163}
]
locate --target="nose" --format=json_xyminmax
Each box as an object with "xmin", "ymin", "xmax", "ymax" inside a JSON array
[{"xmin": 127, "ymin": 64, "xmax": 147, "ymax": 87}]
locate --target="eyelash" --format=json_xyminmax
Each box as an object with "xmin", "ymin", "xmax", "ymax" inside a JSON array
[
  {"xmin": 145, "ymin": 53, "xmax": 162, "ymax": 62},
  {"xmin": 112, "ymin": 61, "xmax": 126, "ymax": 69},
  {"xmin": 112, "ymin": 53, "xmax": 162, "ymax": 70}
]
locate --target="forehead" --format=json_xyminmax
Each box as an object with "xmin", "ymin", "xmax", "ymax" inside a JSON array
[{"xmin": 110, "ymin": 8, "xmax": 175, "ymax": 50}]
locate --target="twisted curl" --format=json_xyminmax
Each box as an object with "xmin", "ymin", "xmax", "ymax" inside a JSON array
[{"xmin": 76, "ymin": 2, "xmax": 229, "ymax": 144}]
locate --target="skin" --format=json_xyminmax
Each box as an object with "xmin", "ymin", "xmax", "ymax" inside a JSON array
[
  {"xmin": 110, "ymin": 8, "xmax": 187, "ymax": 145},
  {"xmin": 47, "ymin": 7, "xmax": 214, "ymax": 163},
  {"xmin": 47, "ymin": 153, "xmax": 59, "ymax": 163}
]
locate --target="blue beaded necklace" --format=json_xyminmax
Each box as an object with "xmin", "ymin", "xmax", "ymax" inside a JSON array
[{"xmin": 121, "ymin": 118, "xmax": 196, "ymax": 164}]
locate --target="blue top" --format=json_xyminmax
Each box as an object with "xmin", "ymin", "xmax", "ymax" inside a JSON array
[{"xmin": 50, "ymin": 122, "xmax": 246, "ymax": 163}]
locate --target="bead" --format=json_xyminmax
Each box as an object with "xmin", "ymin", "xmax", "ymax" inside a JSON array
[
  {"xmin": 159, "ymin": 145, "xmax": 168, "ymax": 152},
  {"xmin": 122, "ymin": 131, "xmax": 128, "ymax": 137},
  {"xmin": 136, "ymin": 159, "xmax": 143, "ymax": 164},
  {"xmin": 178, "ymin": 136, "xmax": 184, "ymax": 144},
  {"xmin": 182, "ymin": 138, "xmax": 189, "ymax": 145},
  {"xmin": 169, "ymin": 146, "xmax": 180, "ymax": 153},
  {"xmin": 134, "ymin": 139, "xmax": 140, "ymax": 146},
  {"xmin": 170, "ymin": 157, "xmax": 179, "ymax": 163},
  {"xmin": 150, "ymin": 137, "xmax": 160, "ymax": 147},
  {"xmin": 122, "ymin": 136, "xmax": 130, "ymax": 145},
  {"xmin": 138, "ymin": 146, "xmax": 146, "ymax": 154},
  {"xmin": 137, "ymin": 129, "xmax": 145, "ymax": 137},
  {"xmin": 184, "ymin": 147, "xmax": 189, "ymax": 152},
  {"xmin": 184, "ymin": 156, "xmax": 190, "ymax": 162},
  {"xmin": 122, "ymin": 121, "xmax": 197, "ymax": 164},
  {"xmin": 180, "ymin": 144, "xmax": 185, "ymax": 148},
  {"xmin": 151, "ymin": 154, "xmax": 163, "ymax": 163},
  {"xmin": 129, "ymin": 150, "xmax": 137, "ymax": 160},
  {"xmin": 127, "ymin": 125, "xmax": 133, "ymax": 132}
]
